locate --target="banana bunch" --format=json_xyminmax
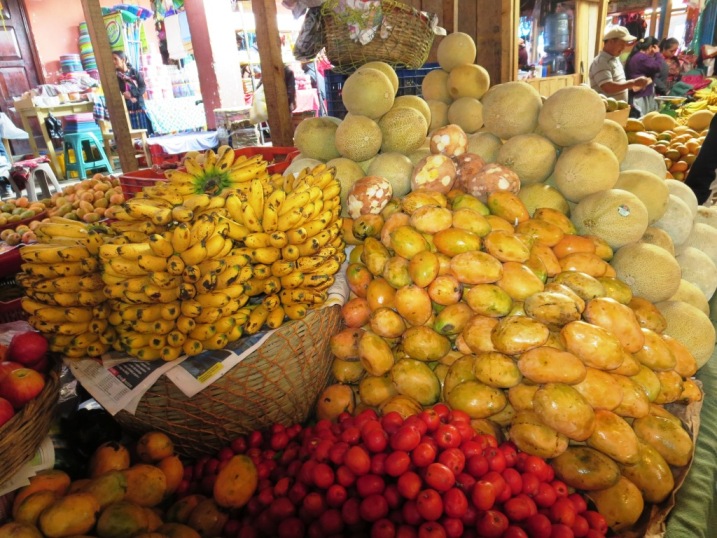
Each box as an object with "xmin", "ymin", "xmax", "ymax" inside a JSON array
[
  {"xmin": 18, "ymin": 219, "xmax": 115, "ymax": 358},
  {"xmin": 225, "ymin": 163, "xmax": 346, "ymax": 333}
]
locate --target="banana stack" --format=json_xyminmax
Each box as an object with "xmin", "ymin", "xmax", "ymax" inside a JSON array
[
  {"xmin": 224, "ymin": 163, "xmax": 345, "ymax": 334},
  {"xmin": 18, "ymin": 218, "xmax": 114, "ymax": 358}
]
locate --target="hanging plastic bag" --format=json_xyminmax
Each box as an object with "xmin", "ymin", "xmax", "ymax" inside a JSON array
[
  {"xmin": 250, "ymin": 84, "xmax": 268, "ymax": 124},
  {"xmin": 293, "ymin": 6, "xmax": 325, "ymax": 62},
  {"xmin": 44, "ymin": 113, "xmax": 63, "ymax": 141}
]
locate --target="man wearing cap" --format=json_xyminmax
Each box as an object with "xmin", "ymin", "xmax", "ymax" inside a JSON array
[{"xmin": 590, "ymin": 26, "xmax": 650, "ymax": 102}]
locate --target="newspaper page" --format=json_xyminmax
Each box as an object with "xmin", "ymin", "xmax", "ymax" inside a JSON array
[
  {"xmin": 0, "ymin": 436, "xmax": 55, "ymax": 497},
  {"xmin": 65, "ymin": 354, "xmax": 186, "ymax": 416},
  {"xmin": 164, "ymin": 260, "xmax": 351, "ymax": 398}
]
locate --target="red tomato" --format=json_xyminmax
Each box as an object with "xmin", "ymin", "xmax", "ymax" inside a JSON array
[
  {"xmin": 571, "ymin": 515, "xmax": 589, "ymax": 537},
  {"xmin": 357, "ymin": 474, "xmax": 386, "ymax": 497},
  {"xmin": 372, "ymin": 453, "xmax": 388, "ymax": 475},
  {"xmin": 484, "ymin": 447, "xmax": 507, "ymax": 473},
  {"xmin": 371, "ymin": 518, "xmax": 396, "ymax": 538},
  {"xmin": 340, "ymin": 426, "xmax": 361, "ymax": 444},
  {"xmin": 402, "ymin": 500, "xmax": 423, "ymax": 526},
  {"xmin": 449, "ymin": 409, "xmax": 471, "ymax": 423},
  {"xmin": 405, "ymin": 415, "xmax": 429, "ymax": 436},
  {"xmin": 341, "ymin": 497, "xmax": 362, "ymax": 526},
  {"xmin": 416, "ymin": 489, "xmax": 444, "ymax": 521},
  {"xmin": 482, "ymin": 471, "xmax": 507, "ymax": 499},
  {"xmin": 470, "ymin": 480, "xmax": 496, "ymax": 511},
  {"xmin": 461, "ymin": 504, "xmax": 478, "ymax": 527},
  {"xmin": 550, "ymin": 498, "xmax": 577, "ymax": 527},
  {"xmin": 502, "ymin": 526, "xmax": 529, "ymax": 538},
  {"xmin": 384, "ymin": 483, "xmax": 401, "ymax": 509},
  {"xmin": 432, "ymin": 403, "xmax": 451, "ymax": 422},
  {"xmin": 585, "ymin": 530, "xmax": 606, "ymax": 538},
  {"xmin": 583, "ymin": 511, "xmax": 608, "ymax": 534},
  {"xmin": 298, "ymin": 460, "xmax": 317, "ymax": 486},
  {"xmin": 288, "ymin": 481, "xmax": 308, "ymax": 505},
  {"xmin": 454, "ymin": 472, "xmax": 476, "ymax": 495},
  {"xmin": 499, "ymin": 442, "xmax": 519, "ymax": 467},
  {"xmin": 568, "ymin": 493, "xmax": 588, "ymax": 514},
  {"xmin": 418, "ymin": 409, "xmax": 442, "ymax": 432},
  {"xmin": 412, "ymin": 442, "xmax": 438, "ymax": 468},
  {"xmin": 336, "ymin": 465, "xmax": 356, "ymax": 488},
  {"xmin": 521, "ymin": 471, "xmax": 541, "ymax": 497},
  {"xmin": 329, "ymin": 442, "xmax": 350, "ymax": 466},
  {"xmin": 357, "ymin": 407, "xmax": 379, "ymax": 424},
  {"xmin": 438, "ymin": 448, "xmax": 466, "ymax": 475},
  {"xmin": 258, "ymin": 487, "xmax": 274, "ymax": 507},
  {"xmin": 396, "ymin": 525, "xmax": 419, "ymax": 538},
  {"xmin": 271, "ymin": 431, "xmax": 290, "ymax": 451},
  {"xmin": 425, "ymin": 463, "xmax": 456, "ymax": 492},
  {"xmin": 302, "ymin": 492, "xmax": 327, "ymax": 518},
  {"xmin": 382, "ymin": 411, "xmax": 405, "ymax": 433},
  {"xmin": 502, "ymin": 468, "xmax": 523, "ymax": 496},
  {"xmin": 418, "ymin": 521, "xmax": 447, "ymax": 538},
  {"xmin": 442, "ymin": 487, "xmax": 468, "ymax": 518},
  {"xmin": 391, "ymin": 426, "xmax": 422, "ymax": 452},
  {"xmin": 440, "ymin": 517, "xmax": 463, "ymax": 538},
  {"xmin": 551, "ymin": 480, "xmax": 569, "ymax": 498},
  {"xmin": 269, "ymin": 497, "xmax": 295, "ymax": 519},
  {"xmin": 314, "ymin": 485, "xmax": 338, "ymax": 510},
  {"xmin": 523, "ymin": 455, "xmax": 551, "ymax": 482},
  {"xmin": 504, "ymin": 494, "xmax": 538, "ymax": 522},
  {"xmin": 525, "ymin": 513, "xmax": 552, "ymax": 538},
  {"xmin": 434, "ymin": 424, "xmax": 462, "ymax": 449},
  {"xmin": 550, "ymin": 523, "xmax": 575, "ymax": 538},
  {"xmin": 312, "ymin": 463, "xmax": 334, "ymax": 489},
  {"xmin": 459, "ymin": 440, "xmax": 483, "ymax": 458},
  {"xmin": 475, "ymin": 509, "xmax": 509, "ymax": 537},
  {"xmin": 397, "ymin": 471, "xmax": 423, "ymax": 500},
  {"xmin": 360, "ymin": 494, "xmax": 390, "ymax": 522},
  {"xmin": 318, "ymin": 508, "xmax": 344, "ymax": 535},
  {"xmin": 345, "ymin": 446, "xmax": 371, "ymax": 476},
  {"xmin": 466, "ymin": 454, "xmax": 489, "ymax": 479},
  {"xmin": 385, "ymin": 451, "xmax": 412, "ymax": 477},
  {"xmin": 534, "ymin": 482, "xmax": 558, "ymax": 508},
  {"xmin": 364, "ymin": 428, "xmax": 389, "ymax": 453}
]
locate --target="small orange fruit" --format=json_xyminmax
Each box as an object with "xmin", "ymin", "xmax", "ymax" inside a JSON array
[{"xmin": 136, "ymin": 431, "xmax": 174, "ymax": 463}]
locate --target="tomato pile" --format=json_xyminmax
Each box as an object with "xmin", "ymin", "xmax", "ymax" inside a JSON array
[{"xmin": 181, "ymin": 406, "xmax": 608, "ymax": 538}]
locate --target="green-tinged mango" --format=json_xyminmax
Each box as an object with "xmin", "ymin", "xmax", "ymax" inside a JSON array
[
  {"xmin": 451, "ymin": 207, "xmax": 491, "ymax": 236},
  {"xmin": 382, "ymin": 256, "xmax": 412, "ymax": 289},
  {"xmin": 359, "ymin": 331, "xmax": 395, "ymax": 376},
  {"xmin": 401, "ymin": 326, "xmax": 451, "ymax": 361},
  {"xmin": 361, "ymin": 237, "xmax": 391, "ymax": 276},
  {"xmin": 395, "ymin": 285, "xmax": 433, "ymax": 326},
  {"xmin": 359, "ymin": 374, "xmax": 398, "ymax": 407},
  {"xmin": 408, "ymin": 251, "xmax": 440, "ymax": 287},
  {"xmin": 433, "ymin": 228, "xmax": 481, "ymax": 257},
  {"xmin": 391, "ymin": 358, "xmax": 441, "ymax": 405},
  {"xmin": 464, "ymin": 284, "xmax": 513, "ymax": 317},
  {"xmin": 433, "ymin": 302, "xmax": 473, "ymax": 335}
]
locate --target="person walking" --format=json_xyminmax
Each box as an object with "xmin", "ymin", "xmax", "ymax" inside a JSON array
[
  {"xmin": 112, "ymin": 51, "xmax": 154, "ymax": 135},
  {"xmin": 625, "ymin": 37, "xmax": 663, "ymax": 115},
  {"xmin": 589, "ymin": 26, "xmax": 649, "ymax": 102}
]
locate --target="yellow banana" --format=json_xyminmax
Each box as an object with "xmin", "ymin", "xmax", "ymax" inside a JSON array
[
  {"xmin": 205, "ymin": 234, "xmax": 228, "ymax": 259},
  {"xmin": 123, "ymin": 201, "xmax": 166, "ymax": 221},
  {"xmin": 70, "ymin": 331, "xmax": 100, "ymax": 348},
  {"xmin": 214, "ymin": 315, "xmax": 236, "ymax": 334},
  {"xmin": 110, "ymin": 220, "xmax": 156, "ymax": 234},
  {"xmin": 277, "ymin": 209, "xmax": 307, "ymax": 232},
  {"xmin": 224, "ymin": 218, "xmax": 250, "ymax": 242},
  {"xmin": 227, "ymin": 324, "xmax": 244, "ymax": 343},
  {"xmin": 35, "ymin": 306, "xmax": 93, "ymax": 324},
  {"xmin": 281, "ymin": 244, "xmax": 300, "ymax": 261},
  {"xmin": 184, "ymin": 193, "xmax": 212, "ymax": 212},
  {"xmin": 136, "ymin": 348, "xmax": 163, "ymax": 361},
  {"xmin": 20, "ymin": 263, "xmax": 67, "ymax": 279},
  {"xmin": 280, "ymin": 271, "xmax": 305, "ymax": 290},
  {"xmin": 283, "ymin": 303, "xmax": 308, "ymax": 320},
  {"xmin": 266, "ymin": 231, "xmax": 287, "ymax": 249},
  {"xmin": 286, "ymin": 227, "xmax": 308, "ymax": 245},
  {"xmin": 166, "ymin": 330, "xmax": 186, "ymax": 348},
  {"xmin": 216, "ymin": 145, "xmax": 235, "ymax": 172},
  {"xmin": 161, "ymin": 302, "xmax": 181, "ymax": 321},
  {"xmin": 172, "ymin": 223, "xmax": 192, "ymax": 253},
  {"xmin": 198, "ymin": 259, "xmax": 225, "ymax": 276},
  {"xmin": 244, "ymin": 232, "xmax": 272, "ymax": 249},
  {"xmin": 252, "ymin": 264, "xmax": 270, "ymax": 280},
  {"xmin": 179, "ymin": 282, "xmax": 197, "ymax": 300},
  {"xmin": 183, "ymin": 155, "xmax": 205, "ymax": 176},
  {"xmin": 134, "ymin": 319, "xmax": 175, "ymax": 335},
  {"xmin": 81, "ymin": 258, "xmax": 100, "ymax": 273},
  {"xmin": 279, "ymin": 289, "xmax": 313, "ymax": 304},
  {"xmin": 196, "ymin": 292, "xmax": 230, "ymax": 308},
  {"xmin": 33, "ymin": 276, "xmax": 81, "ymax": 293},
  {"xmin": 21, "ymin": 297, "xmax": 48, "ymax": 316},
  {"xmin": 143, "ymin": 284, "xmax": 181, "ymax": 303},
  {"xmin": 79, "ymin": 274, "xmax": 104, "ymax": 290},
  {"xmin": 190, "ymin": 216, "xmax": 215, "ymax": 244},
  {"xmin": 190, "ymin": 323, "xmax": 217, "ymax": 341},
  {"xmin": 176, "ymin": 315, "xmax": 197, "ymax": 334},
  {"xmin": 243, "ymin": 277, "xmax": 267, "ymax": 297},
  {"xmin": 86, "ymin": 342, "xmax": 109, "ymax": 357},
  {"xmin": 202, "ymin": 333, "xmax": 228, "ymax": 351},
  {"xmin": 308, "ymin": 257, "xmax": 341, "ymax": 276},
  {"xmin": 161, "ymin": 345, "xmax": 183, "ymax": 361},
  {"xmin": 241, "ymin": 202, "xmax": 263, "ymax": 233},
  {"xmin": 137, "ymin": 254, "xmax": 169, "ymax": 272},
  {"xmin": 121, "ymin": 332, "xmax": 154, "ymax": 348},
  {"xmin": 182, "ymin": 264, "xmax": 202, "ymax": 283},
  {"xmin": 103, "ymin": 284, "xmax": 127, "ymax": 300},
  {"xmin": 22, "ymin": 245, "xmax": 90, "ymax": 264},
  {"xmin": 323, "ymin": 182, "xmax": 341, "ymax": 200},
  {"xmin": 271, "ymin": 260, "xmax": 296, "ymax": 277},
  {"xmin": 120, "ymin": 231, "xmax": 151, "ymax": 244},
  {"xmin": 263, "ymin": 276, "xmax": 280, "ymax": 295},
  {"xmin": 214, "ymin": 265, "xmax": 241, "ymax": 289},
  {"xmin": 280, "ymin": 190, "xmax": 311, "ymax": 216},
  {"xmin": 86, "ymin": 230, "xmax": 105, "ymax": 256},
  {"xmin": 33, "ymin": 320, "xmax": 89, "ymax": 336},
  {"xmin": 36, "ymin": 222, "xmax": 88, "ymax": 239},
  {"xmin": 167, "ymin": 254, "xmax": 186, "ymax": 276},
  {"xmin": 122, "ymin": 290, "xmax": 152, "ymax": 304},
  {"xmin": 296, "ymin": 255, "xmax": 326, "ymax": 272},
  {"xmin": 180, "ymin": 300, "xmax": 203, "ymax": 318},
  {"xmin": 194, "ymin": 307, "xmax": 223, "ymax": 324},
  {"xmin": 149, "ymin": 335, "xmax": 167, "ymax": 350},
  {"xmin": 182, "ymin": 338, "xmax": 203, "ymax": 356},
  {"xmin": 121, "ymin": 303, "xmax": 164, "ymax": 322},
  {"xmin": 89, "ymin": 319, "xmax": 109, "ymax": 335},
  {"xmin": 296, "ymin": 229, "xmax": 335, "ymax": 257},
  {"xmin": 180, "ymin": 241, "xmax": 208, "ymax": 266},
  {"xmin": 115, "ymin": 243, "xmax": 152, "ymax": 260},
  {"xmin": 265, "ymin": 305, "xmax": 285, "ymax": 329},
  {"xmin": 165, "ymin": 168, "xmax": 197, "ymax": 183},
  {"xmin": 150, "ymin": 272, "xmax": 181, "ymax": 289},
  {"xmin": 251, "ymin": 247, "xmax": 281, "ymax": 265},
  {"xmin": 244, "ymin": 304, "xmax": 269, "ymax": 334},
  {"xmin": 248, "ymin": 179, "xmax": 265, "ymax": 219},
  {"xmin": 224, "ymin": 193, "xmax": 245, "ymax": 223},
  {"xmin": 108, "ymin": 257, "xmax": 148, "ymax": 277},
  {"xmin": 197, "ymin": 271, "xmax": 218, "ymax": 293},
  {"xmin": 224, "ymin": 253, "xmax": 251, "ymax": 268}
]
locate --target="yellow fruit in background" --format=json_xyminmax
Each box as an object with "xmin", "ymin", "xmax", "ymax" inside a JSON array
[
  {"xmin": 88, "ymin": 441, "xmax": 131, "ymax": 477},
  {"xmin": 539, "ymin": 86, "xmax": 606, "ymax": 147},
  {"xmin": 342, "ymin": 68, "xmax": 395, "ymax": 119},
  {"xmin": 38, "ymin": 493, "xmax": 100, "ymax": 538},
  {"xmin": 359, "ymin": 61, "xmax": 398, "ymax": 94},
  {"xmin": 0, "ymin": 523, "xmax": 44, "ymax": 538},
  {"xmin": 610, "ymin": 242, "xmax": 681, "ymax": 303},
  {"xmin": 213, "ymin": 455, "xmax": 258, "ymax": 509},
  {"xmin": 136, "ymin": 431, "xmax": 174, "ymax": 463},
  {"xmin": 446, "ymin": 64, "xmax": 490, "ymax": 100},
  {"xmin": 437, "ymin": 32, "xmax": 477, "ymax": 72},
  {"xmin": 686, "ymin": 109, "xmax": 714, "ymax": 131},
  {"xmin": 481, "ymin": 81, "xmax": 542, "ymax": 140}
]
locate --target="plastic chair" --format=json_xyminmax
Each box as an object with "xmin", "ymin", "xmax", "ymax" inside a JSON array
[
  {"xmin": 63, "ymin": 132, "xmax": 113, "ymax": 179},
  {"xmin": 7, "ymin": 157, "xmax": 62, "ymax": 201}
]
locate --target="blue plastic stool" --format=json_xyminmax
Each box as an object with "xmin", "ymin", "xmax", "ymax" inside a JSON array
[{"xmin": 63, "ymin": 132, "xmax": 113, "ymax": 179}]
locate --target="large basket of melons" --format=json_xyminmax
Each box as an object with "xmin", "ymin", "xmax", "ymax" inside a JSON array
[
  {"xmin": 114, "ymin": 306, "xmax": 341, "ymax": 458},
  {"xmin": 0, "ymin": 325, "xmax": 60, "ymax": 479}
]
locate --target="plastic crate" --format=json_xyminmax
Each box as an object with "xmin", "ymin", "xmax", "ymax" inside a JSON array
[
  {"xmin": 324, "ymin": 63, "xmax": 439, "ymax": 119},
  {"xmin": 120, "ymin": 147, "xmax": 299, "ymax": 199}
]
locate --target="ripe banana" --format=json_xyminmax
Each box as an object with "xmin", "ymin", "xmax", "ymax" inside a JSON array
[
  {"xmin": 137, "ymin": 254, "xmax": 169, "ymax": 272},
  {"xmin": 167, "ymin": 255, "xmax": 186, "ymax": 276},
  {"xmin": 266, "ymin": 305, "xmax": 285, "ymax": 329},
  {"xmin": 245, "ymin": 304, "xmax": 269, "ymax": 334},
  {"xmin": 180, "ymin": 241, "xmax": 207, "ymax": 266},
  {"xmin": 149, "ymin": 234, "xmax": 175, "ymax": 257},
  {"xmin": 172, "ymin": 223, "xmax": 192, "ymax": 253}
]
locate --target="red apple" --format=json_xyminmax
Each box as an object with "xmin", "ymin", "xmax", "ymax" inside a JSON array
[
  {"xmin": 0, "ymin": 397, "xmax": 14, "ymax": 428},
  {"xmin": 0, "ymin": 361, "xmax": 22, "ymax": 384},
  {"xmin": 26, "ymin": 355, "xmax": 50, "ymax": 374},
  {"xmin": 7, "ymin": 331, "xmax": 48, "ymax": 366},
  {"xmin": 0, "ymin": 368, "xmax": 45, "ymax": 409}
]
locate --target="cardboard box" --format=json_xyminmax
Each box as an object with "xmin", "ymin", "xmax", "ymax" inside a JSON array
[{"xmin": 606, "ymin": 107, "xmax": 630, "ymax": 126}]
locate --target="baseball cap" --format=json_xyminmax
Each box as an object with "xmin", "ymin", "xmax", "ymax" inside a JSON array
[{"xmin": 603, "ymin": 26, "xmax": 637, "ymax": 42}]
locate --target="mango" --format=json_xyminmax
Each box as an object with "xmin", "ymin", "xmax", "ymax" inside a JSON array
[
  {"xmin": 390, "ymin": 359, "xmax": 441, "ymax": 405},
  {"xmin": 632, "ymin": 414, "xmax": 693, "ymax": 467},
  {"xmin": 433, "ymin": 302, "xmax": 473, "ymax": 335},
  {"xmin": 315, "ymin": 383, "xmax": 355, "ymax": 421},
  {"xmin": 352, "ymin": 214, "xmax": 384, "ymax": 240},
  {"xmin": 449, "ymin": 251, "xmax": 503, "ymax": 284},
  {"xmin": 653, "ymin": 370, "xmax": 685, "ymax": 404},
  {"xmin": 390, "ymin": 225, "xmax": 429, "ymax": 259},
  {"xmin": 381, "ymin": 212, "xmax": 411, "ymax": 248},
  {"xmin": 587, "ymin": 409, "xmax": 640, "ymax": 465},
  {"xmin": 382, "ymin": 256, "xmax": 412, "ymax": 288},
  {"xmin": 534, "ymin": 207, "xmax": 576, "ymax": 234},
  {"xmin": 492, "ymin": 315, "xmax": 549, "ymax": 355},
  {"xmin": 96, "ymin": 501, "xmax": 150, "ymax": 538},
  {"xmin": 408, "ymin": 250, "xmax": 440, "ymax": 287},
  {"xmin": 331, "ymin": 357, "xmax": 365, "ymax": 383},
  {"xmin": 509, "ymin": 411, "xmax": 569, "ymax": 459},
  {"xmin": 187, "ymin": 499, "xmax": 228, "ymax": 538},
  {"xmin": 427, "ymin": 275, "xmax": 463, "ymax": 306},
  {"xmin": 443, "ymin": 355, "xmax": 477, "ymax": 399},
  {"xmin": 551, "ymin": 447, "xmax": 621, "ymax": 491},
  {"xmin": 401, "ymin": 326, "xmax": 451, "ymax": 362},
  {"xmin": 366, "ymin": 277, "xmax": 397, "ymax": 311},
  {"xmin": 79, "ymin": 470, "xmax": 127, "ymax": 509},
  {"xmin": 597, "ymin": 276, "xmax": 633, "ymax": 304},
  {"xmin": 369, "ymin": 307, "xmax": 406, "ymax": 339},
  {"xmin": 409, "ymin": 206, "xmax": 453, "ymax": 234},
  {"xmin": 165, "ymin": 495, "xmax": 207, "ymax": 524},
  {"xmin": 157, "ymin": 524, "xmax": 202, "ymax": 538},
  {"xmin": 611, "ymin": 375, "xmax": 650, "ymax": 418},
  {"xmin": 401, "ymin": 190, "xmax": 445, "ymax": 215},
  {"xmin": 473, "ymin": 352, "xmax": 522, "ymax": 388},
  {"xmin": 0, "ymin": 523, "xmax": 43, "ymax": 538},
  {"xmin": 433, "ymin": 228, "xmax": 481, "ymax": 257},
  {"xmin": 330, "ymin": 328, "xmax": 363, "ymax": 360},
  {"xmin": 533, "ymin": 383, "xmax": 596, "ymax": 441},
  {"xmin": 361, "ymin": 237, "xmax": 390, "ymax": 276},
  {"xmin": 12, "ymin": 470, "xmax": 71, "ymax": 516},
  {"xmin": 346, "ymin": 263, "xmax": 372, "ymax": 297},
  {"xmin": 618, "ymin": 441, "xmax": 674, "ymax": 503},
  {"xmin": 38, "ymin": 493, "xmax": 100, "ymax": 538},
  {"xmin": 213, "ymin": 455, "xmax": 258, "ymax": 510},
  {"xmin": 395, "ymin": 285, "xmax": 433, "ymax": 326},
  {"xmin": 359, "ymin": 374, "xmax": 398, "ymax": 407},
  {"xmin": 358, "ymin": 331, "xmax": 395, "ymax": 376},
  {"xmin": 446, "ymin": 380, "xmax": 507, "ymax": 419},
  {"xmin": 12, "ymin": 491, "xmax": 58, "ymax": 526},
  {"xmin": 587, "ymin": 476, "xmax": 644, "ymax": 532},
  {"xmin": 378, "ymin": 394, "xmax": 423, "ymax": 419},
  {"xmin": 451, "ymin": 193, "xmax": 489, "ymax": 214},
  {"xmin": 496, "ymin": 262, "xmax": 545, "ymax": 301},
  {"xmin": 629, "ymin": 365, "xmax": 662, "ymax": 402},
  {"xmin": 451, "ymin": 207, "xmax": 491, "ymax": 236},
  {"xmin": 122, "ymin": 464, "xmax": 167, "ymax": 507},
  {"xmin": 460, "ymin": 315, "xmax": 499, "ymax": 354}
]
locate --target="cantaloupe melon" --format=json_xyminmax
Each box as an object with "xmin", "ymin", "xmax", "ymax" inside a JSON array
[
  {"xmin": 379, "ymin": 107, "xmax": 428, "ymax": 155},
  {"xmin": 591, "ymin": 119, "xmax": 629, "ymax": 162},
  {"xmin": 538, "ymin": 86, "xmax": 606, "ymax": 147},
  {"xmin": 680, "ymin": 222, "xmax": 717, "ymax": 268},
  {"xmin": 695, "ymin": 205, "xmax": 717, "ymax": 228},
  {"xmin": 656, "ymin": 300, "xmax": 716, "ymax": 368},
  {"xmin": 293, "ymin": 117, "xmax": 340, "ymax": 161},
  {"xmin": 613, "ymin": 170, "xmax": 669, "ymax": 224},
  {"xmin": 643, "ymin": 113, "xmax": 676, "ymax": 132},
  {"xmin": 481, "ymin": 81, "xmax": 542, "ymax": 140},
  {"xmin": 283, "ymin": 157, "xmax": 324, "ymax": 178},
  {"xmin": 360, "ymin": 61, "xmax": 399, "ymax": 94},
  {"xmin": 466, "ymin": 132, "xmax": 502, "ymax": 163},
  {"xmin": 447, "ymin": 97, "xmax": 484, "ymax": 133},
  {"xmin": 392, "ymin": 95, "xmax": 431, "ymax": 126},
  {"xmin": 326, "ymin": 157, "xmax": 365, "ymax": 217},
  {"xmin": 341, "ymin": 68, "xmax": 395, "ymax": 119},
  {"xmin": 517, "ymin": 183, "xmax": 570, "ymax": 216},
  {"xmin": 670, "ymin": 279, "xmax": 710, "ymax": 315},
  {"xmin": 437, "ymin": 32, "xmax": 477, "ymax": 72},
  {"xmin": 651, "ymin": 195, "xmax": 694, "ymax": 247},
  {"xmin": 553, "ymin": 142, "xmax": 620, "ymax": 202},
  {"xmin": 610, "ymin": 243, "xmax": 681, "ymax": 303},
  {"xmin": 638, "ymin": 226, "xmax": 675, "ymax": 255},
  {"xmin": 408, "ymin": 148, "xmax": 432, "ymax": 166},
  {"xmin": 496, "ymin": 134, "xmax": 557, "ymax": 185},
  {"xmin": 357, "ymin": 157, "xmax": 376, "ymax": 173},
  {"xmin": 334, "ymin": 115, "xmax": 382, "ymax": 162},
  {"xmin": 427, "ymin": 100, "xmax": 449, "ymax": 132},
  {"xmin": 675, "ymin": 246, "xmax": 717, "ymax": 299},
  {"xmin": 665, "ymin": 179, "xmax": 698, "ymax": 218},
  {"xmin": 367, "ymin": 152, "xmax": 414, "ymax": 197},
  {"xmin": 422, "ymin": 70, "xmax": 452, "ymax": 104},
  {"xmin": 571, "ymin": 189, "xmax": 649, "ymax": 248},
  {"xmin": 620, "ymin": 144, "xmax": 667, "ymax": 180},
  {"xmin": 447, "ymin": 64, "xmax": 490, "ymax": 100},
  {"xmin": 686, "ymin": 110, "xmax": 714, "ymax": 131}
]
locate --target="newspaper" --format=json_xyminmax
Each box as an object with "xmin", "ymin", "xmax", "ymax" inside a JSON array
[
  {"xmin": 66, "ymin": 264, "xmax": 349, "ymax": 414},
  {"xmin": 0, "ymin": 436, "xmax": 55, "ymax": 498}
]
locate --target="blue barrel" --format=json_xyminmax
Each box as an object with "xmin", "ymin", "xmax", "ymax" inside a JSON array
[{"xmin": 544, "ymin": 12, "xmax": 571, "ymax": 53}]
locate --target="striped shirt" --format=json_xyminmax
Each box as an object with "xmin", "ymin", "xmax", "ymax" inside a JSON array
[{"xmin": 589, "ymin": 50, "xmax": 628, "ymax": 102}]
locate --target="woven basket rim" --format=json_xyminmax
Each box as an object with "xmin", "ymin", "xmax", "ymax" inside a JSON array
[{"xmin": 0, "ymin": 361, "xmax": 61, "ymax": 477}]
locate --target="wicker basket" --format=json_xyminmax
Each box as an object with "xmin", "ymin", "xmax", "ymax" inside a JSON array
[
  {"xmin": 0, "ymin": 362, "xmax": 61, "ymax": 479},
  {"xmin": 322, "ymin": 0, "xmax": 435, "ymax": 74},
  {"xmin": 115, "ymin": 306, "xmax": 342, "ymax": 457}
]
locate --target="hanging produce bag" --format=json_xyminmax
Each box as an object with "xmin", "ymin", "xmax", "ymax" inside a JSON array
[{"xmin": 293, "ymin": 6, "xmax": 326, "ymax": 62}]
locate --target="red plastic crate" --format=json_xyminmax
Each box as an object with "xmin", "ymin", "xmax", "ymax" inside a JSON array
[{"xmin": 120, "ymin": 147, "xmax": 298, "ymax": 199}]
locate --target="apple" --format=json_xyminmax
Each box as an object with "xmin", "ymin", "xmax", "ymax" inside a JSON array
[
  {"xmin": 0, "ymin": 361, "xmax": 22, "ymax": 384},
  {"xmin": 26, "ymin": 355, "xmax": 49, "ymax": 374},
  {"xmin": 7, "ymin": 331, "xmax": 48, "ymax": 366},
  {"xmin": 0, "ymin": 368, "xmax": 45, "ymax": 409},
  {"xmin": 0, "ymin": 397, "xmax": 14, "ymax": 428}
]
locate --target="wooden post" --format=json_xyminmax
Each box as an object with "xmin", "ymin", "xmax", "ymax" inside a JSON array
[
  {"xmin": 649, "ymin": 0, "xmax": 659, "ymax": 37},
  {"xmin": 596, "ymin": 0, "xmax": 610, "ymax": 58},
  {"xmin": 250, "ymin": 0, "xmax": 293, "ymax": 148},
  {"xmin": 81, "ymin": 0, "xmax": 138, "ymax": 172},
  {"xmin": 501, "ymin": 0, "xmax": 517, "ymax": 82},
  {"xmin": 442, "ymin": 0, "xmax": 458, "ymax": 33}
]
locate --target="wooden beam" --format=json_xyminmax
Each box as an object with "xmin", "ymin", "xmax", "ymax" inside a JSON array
[
  {"xmin": 660, "ymin": 0, "xmax": 672, "ymax": 41},
  {"xmin": 649, "ymin": 0, "xmax": 659, "ymax": 37},
  {"xmin": 501, "ymin": 0, "xmax": 517, "ymax": 82},
  {"xmin": 442, "ymin": 0, "xmax": 459, "ymax": 34},
  {"xmin": 250, "ymin": 0, "xmax": 293, "ymax": 148},
  {"xmin": 81, "ymin": 0, "xmax": 138, "ymax": 172},
  {"xmin": 596, "ymin": 0, "xmax": 609, "ymax": 58}
]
